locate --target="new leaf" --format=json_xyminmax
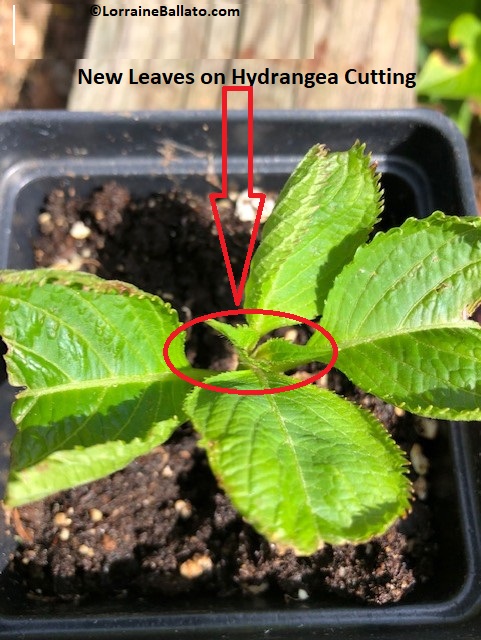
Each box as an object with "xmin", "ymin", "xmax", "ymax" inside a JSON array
[{"xmin": 244, "ymin": 142, "xmax": 382, "ymax": 335}]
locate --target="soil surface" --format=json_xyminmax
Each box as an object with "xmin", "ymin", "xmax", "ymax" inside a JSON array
[{"xmin": 1, "ymin": 183, "xmax": 437, "ymax": 606}]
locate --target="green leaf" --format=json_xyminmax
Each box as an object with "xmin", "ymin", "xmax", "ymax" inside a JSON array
[
  {"xmin": 185, "ymin": 370, "xmax": 410, "ymax": 554},
  {"xmin": 419, "ymin": 0, "xmax": 479, "ymax": 48},
  {"xmin": 244, "ymin": 143, "xmax": 382, "ymax": 335},
  {"xmin": 418, "ymin": 13, "xmax": 481, "ymax": 101},
  {"xmin": 309, "ymin": 213, "xmax": 481, "ymax": 419},
  {"xmin": 206, "ymin": 318, "xmax": 259, "ymax": 352},
  {"xmin": 450, "ymin": 13, "xmax": 481, "ymax": 63},
  {"xmin": 253, "ymin": 337, "xmax": 331, "ymax": 372},
  {"xmin": 417, "ymin": 53, "xmax": 481, "ymax": 101},
  {"xmin": 0, "ymin": 269, "xmax": 195, "ymax": 506}
]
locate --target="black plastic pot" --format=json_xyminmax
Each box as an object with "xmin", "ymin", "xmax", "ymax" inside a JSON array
[{"xmin": 0, "ymin": 110, "xmax": 480, "ymax": 639}]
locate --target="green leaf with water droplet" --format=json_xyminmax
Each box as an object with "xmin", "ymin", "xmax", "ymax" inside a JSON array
[{"xmin": 0, "ymin": 269, "xmax": 197, "ymax": 506}]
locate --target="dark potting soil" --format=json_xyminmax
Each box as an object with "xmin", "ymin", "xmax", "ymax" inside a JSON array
[{"xmin": 2, "ymin": 182, "xmax": 436, "ymax": 606}]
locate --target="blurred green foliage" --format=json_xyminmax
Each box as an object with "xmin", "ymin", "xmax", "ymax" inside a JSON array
[{"xmin": 418, "ymin": 0, "xmax": 481, "ymax": 135}]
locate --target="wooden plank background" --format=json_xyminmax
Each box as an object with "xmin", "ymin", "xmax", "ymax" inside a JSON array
[
  {"xmin": 69, "ymin": 0, "xmax": 418, "ymax": 110},
  {"xmin": 0, "ymin": 0, "xmax": 51, "ymax": 109}
]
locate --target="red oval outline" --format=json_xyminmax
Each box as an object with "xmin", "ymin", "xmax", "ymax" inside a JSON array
[{"xmin": 163, "ymin": 309, "xmax": 338, "ymax": 396}]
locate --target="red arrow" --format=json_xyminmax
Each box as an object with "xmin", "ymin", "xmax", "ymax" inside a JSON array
[{"xmin": 209, "ymin": 86, "xmax": 266, "ymax": 307}]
